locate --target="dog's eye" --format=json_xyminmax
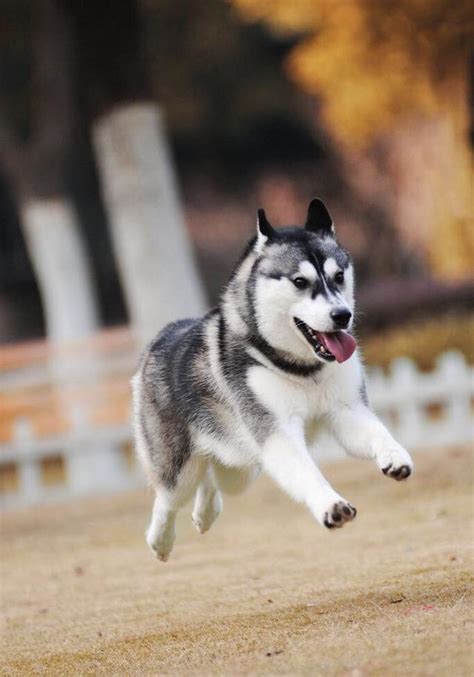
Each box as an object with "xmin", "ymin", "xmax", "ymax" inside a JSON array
[
  {"xmin": 334, "ymin": 271, "xmax": 345, "ymax": 284},
  {"xmin": 293, "ymin": 277, "xmax": 309, "ymax": 290}
]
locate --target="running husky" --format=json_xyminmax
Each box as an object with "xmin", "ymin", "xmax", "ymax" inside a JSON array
[{"xmin": 132, "ymin": 198, "xmax": 413, "ymax": 562}]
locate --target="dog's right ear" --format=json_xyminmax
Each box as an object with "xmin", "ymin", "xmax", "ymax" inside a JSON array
[
  {"xmin": 305, "ymin": 198, "xmax": 335, "ymax": 236},
  {"xmin": 256, "ymin": 208, "xmax": 275, "ymax": 251}
]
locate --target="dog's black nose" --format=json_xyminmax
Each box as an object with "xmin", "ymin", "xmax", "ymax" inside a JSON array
[{"xmin": 330, "ymin": 308, "xmax": 352, "ymax": 328}]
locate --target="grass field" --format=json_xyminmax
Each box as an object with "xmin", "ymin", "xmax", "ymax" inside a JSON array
[{"xmin": 1, "ymin": 445, "xmax": 473, "ymax": 676}]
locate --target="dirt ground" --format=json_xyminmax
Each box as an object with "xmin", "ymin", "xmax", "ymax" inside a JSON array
[{"xmin": 1, "ymin": 446, "xmax": 473, "ymax": 676}]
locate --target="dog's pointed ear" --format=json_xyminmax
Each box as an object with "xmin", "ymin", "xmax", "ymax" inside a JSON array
[
  {"xmin": 256, "ymin": 208, "xmax": 275, "ymax": 249},
  {"xmin": 305, "ymin": 198, "xmax": 335, "ymax": 236}
]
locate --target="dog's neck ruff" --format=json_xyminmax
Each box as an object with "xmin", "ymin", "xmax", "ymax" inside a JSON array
[
  {"xmin": 219, "ymin": 299, "xmax": 323, "ymax": 378},
  {"xmin": 247, "ymin": 332, "xmax": 323, "ymax": 377}
]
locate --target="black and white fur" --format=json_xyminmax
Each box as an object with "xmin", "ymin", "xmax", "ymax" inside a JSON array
[{"xmin": 132, "ymin": 198, "xmax": 413, "ymax": 562}]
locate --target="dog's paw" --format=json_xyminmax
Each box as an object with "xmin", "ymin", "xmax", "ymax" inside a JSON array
[
  {"xmin": 382, "ymin": 463, "xmax": 412, "ymax": 481},
  {"xmin": 192, "ymin": 490, "xmax": 222, "ymax": 535},
  {"xmin": 378, "ymin": 444, "xmax": 413, "ymax": 482},
  {"xmin": 322, "ymin": 499, "xmax": 357, "ymax": 530},
  {"xmin": 146, "ymin": 526, "xmax": 175, "ymax": 563}
]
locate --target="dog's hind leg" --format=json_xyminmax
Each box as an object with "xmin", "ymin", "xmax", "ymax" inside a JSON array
[
  {"xmin": 146, "ymin": 490, "xmax": 177, "ymax": 562},
  {"xmin": 147, "ymin": 456, "xmax": 206, "ymax": 562},
  {"xmin": 192, "ymin": 463, "xmax": 223, "ymax": 534}
]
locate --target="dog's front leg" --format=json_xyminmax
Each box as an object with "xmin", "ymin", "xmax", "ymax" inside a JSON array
[
  {"xmin": 261, "ymin": 415, "xmax": 356, "ymax": 529},
  {"xmin": 329, "ymin": 405, "xmax": 413, "ymax": 481}
]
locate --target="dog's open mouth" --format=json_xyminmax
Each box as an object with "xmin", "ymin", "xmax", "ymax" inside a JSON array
[{"xmin": 294, "ymin": 318, "xmax": 356, "ymax": 363}]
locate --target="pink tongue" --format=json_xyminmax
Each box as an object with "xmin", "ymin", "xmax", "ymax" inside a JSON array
[{"xmin": 320, "ymin": 331, "xmax": 356, "ymax": 363}]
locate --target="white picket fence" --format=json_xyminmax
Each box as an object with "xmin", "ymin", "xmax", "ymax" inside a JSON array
[
  {"xmin": 0, "ymin": 350, "xmax": 472, "ymax": 510},
  {"xmin": 369, "ymin": 352, "xmax": 473, "ymax": 449},
  {"xmin": 1, "ymin": 413, "xmax": 141, "ymax": 510}
]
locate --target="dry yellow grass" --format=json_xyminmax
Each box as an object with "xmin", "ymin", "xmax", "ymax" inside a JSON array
[{"xmin": 1, "ymin": 446, "xmax": 473, "ymax": 676}]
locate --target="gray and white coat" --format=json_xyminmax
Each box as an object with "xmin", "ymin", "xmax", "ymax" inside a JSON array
[{"xmin": 132, "ymin": 199, "xmax": 413, "ymax": 561}]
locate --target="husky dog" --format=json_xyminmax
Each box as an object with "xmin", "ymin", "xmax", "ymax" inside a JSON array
[{"xmin": 132, "ymin": 198, "xmax": 413, "ymax": 562}]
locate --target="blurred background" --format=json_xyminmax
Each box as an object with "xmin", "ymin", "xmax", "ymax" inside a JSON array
[{"xmin": 0, "ymin": 0, "xmax": 473, "ymax": 507}]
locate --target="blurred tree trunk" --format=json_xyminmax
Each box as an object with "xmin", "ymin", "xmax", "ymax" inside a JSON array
[
  {"xmin": 19, "ymin": 201, "xmax": 98, "ymax": 342},
  {"xmin": 0, "ymin": 0, "xmax": 98, "ymax": 344},
  {"xmin": 63, "ymin": 0, "xmax": 206, "ymax": 343},
  {"xmin": 384, "ymin": 69, "xmax": 473, "ymax": 280}
]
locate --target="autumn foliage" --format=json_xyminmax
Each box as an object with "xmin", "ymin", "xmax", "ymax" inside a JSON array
[
  {"xmin": 232, "ymin": 0, "xmax": 472, "ymax": 143},
  {"xmin": 232, "ymin": 0, "xmax": 474, "ymax": 279}
]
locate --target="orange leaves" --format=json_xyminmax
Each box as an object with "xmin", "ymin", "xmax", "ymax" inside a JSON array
[{"xmin": 232, "ymin": 0, "xmax": 473, "ymax": 147}]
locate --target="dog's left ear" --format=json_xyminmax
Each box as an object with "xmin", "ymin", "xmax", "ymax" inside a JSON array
[
  {"xmin": 257, "ymin": 208, "xmax": 275, "ymax": 239},
  {"xmin": 305, "ymin": 198, "xmax": 335, "ymax": 236},
  {"xmin": 255, "ymin": 208, "xmax": 275, "ymax": 251}
]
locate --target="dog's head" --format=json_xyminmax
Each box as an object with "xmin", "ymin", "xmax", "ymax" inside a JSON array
[{"xmin": 250, "ymin": 198, "xmax": 356, "ymax": 364}]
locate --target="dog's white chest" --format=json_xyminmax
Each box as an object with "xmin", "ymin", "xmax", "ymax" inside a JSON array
[
  {"xmin": 246, "ymin": 365, "xmax": 321, "ymax": 422},
  {"xmin": 247, "ymin": 358, "xmax": 363, "ymax": 424}
]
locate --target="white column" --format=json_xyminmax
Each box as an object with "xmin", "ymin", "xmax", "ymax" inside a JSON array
[
  {"xmin": 93, "ymin": 103, "xmax": 207, "ymax": 343},
  {"xmin": 20, "ymin": 198, "xmax": 99, "ymax": 342}
]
